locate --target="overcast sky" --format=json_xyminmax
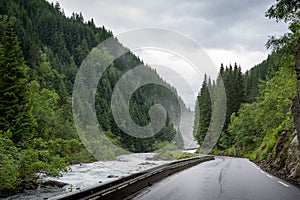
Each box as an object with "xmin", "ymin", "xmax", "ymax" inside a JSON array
[
  {"xmin": 50, "ymin": 0, "xmax": 288, "ymax": 108},
  {"xmin": 52, "ymin": 0, "xmax": 287, "ymax": 68}
]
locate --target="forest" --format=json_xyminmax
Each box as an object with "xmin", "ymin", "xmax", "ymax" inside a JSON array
[{"xmin": 0, "ymin": 0, "xmax": 185, "ymax": 195}]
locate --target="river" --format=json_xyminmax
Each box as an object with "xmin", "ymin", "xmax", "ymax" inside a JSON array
[{"xmin": 3, "ymin": 153, "xmax": 173, "ymax": 200}]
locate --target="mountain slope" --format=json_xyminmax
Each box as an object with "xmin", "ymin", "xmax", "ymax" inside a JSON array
[{"xmin": 0, "ymin": 0, "xmax": 189, "ymax": 195}]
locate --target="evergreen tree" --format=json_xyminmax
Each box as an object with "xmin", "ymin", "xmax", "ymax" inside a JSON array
[
  {"xmin": 194, "ymin": 64, "xmax": 246, "ymax": 150},
  {"xmin": 193, "ymin": 74, "xmax": 212, "ymax": 145},
  {"xmin": 0, "ymin": 16, "xmax": 35, "ymax": 144}
]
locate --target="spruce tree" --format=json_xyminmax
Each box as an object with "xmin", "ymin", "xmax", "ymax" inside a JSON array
[
  {"xmin": 0, "ymin": 16, "xmax": 35, "ymax": 144},
  {"xmin": 194, "ymin": 74, "xmax": 212, "ymax": 145}
]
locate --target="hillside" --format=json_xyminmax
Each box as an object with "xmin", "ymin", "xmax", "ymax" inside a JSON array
[
  {"xmin": 0, "ymin": 0, "xmax": 188, "ymax": 195},
  {"xmin": 193, "ymin": 0, "xmax": 300, "ymax": 186}
]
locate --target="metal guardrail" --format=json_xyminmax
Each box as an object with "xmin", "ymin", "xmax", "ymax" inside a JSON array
[{"xmin": 49, "ymin": 155, "xmax": 214, "ymax": 200}]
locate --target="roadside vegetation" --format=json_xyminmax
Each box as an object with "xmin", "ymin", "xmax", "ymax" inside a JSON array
[
  {"xmin": 151, "ymin": 144, "xmax": 197, "ymax": 160},
  {"xmin": 193, "ymin": 0, "xmax": 300, "ymax": 185}
]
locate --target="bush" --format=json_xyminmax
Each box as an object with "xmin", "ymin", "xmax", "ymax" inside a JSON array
[{"xmin": 0, "ymin": 136, "xmax": 21, "ymax": 195}]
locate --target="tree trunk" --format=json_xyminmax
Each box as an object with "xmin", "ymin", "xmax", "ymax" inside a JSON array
[{"xmin": 292, "ymin": 37, "xmax": 300, "ymax": 145}]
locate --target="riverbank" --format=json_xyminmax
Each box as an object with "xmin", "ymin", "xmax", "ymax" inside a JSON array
[{"xmin": 2, "ymin": 153, "xmax": 173, "ymax": 200}]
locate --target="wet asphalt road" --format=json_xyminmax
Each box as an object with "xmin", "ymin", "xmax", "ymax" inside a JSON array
[{"xmin": 130, "ymin": 157, "xmax": 300, "ymax": 200}]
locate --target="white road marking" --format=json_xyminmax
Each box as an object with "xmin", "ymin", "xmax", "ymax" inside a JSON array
[
  {"xmin": 267, "ymin": 174, "xmax": 273, "ymax": 179},
  {"xmin": 250, "ymin": 163, "xmax": 259, "ymax": 170},
  {"xmin": 250, "ymin": 163, "xmax": 290, "ymax": 187},
  {"xmin": 278, "ymin": 181, "xmax": 289, "ymax": 187}
]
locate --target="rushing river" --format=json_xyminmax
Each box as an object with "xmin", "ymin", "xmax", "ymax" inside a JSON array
[{"xmin": 3, "ymin": 153, "xmax": 173, "ymax": 200}]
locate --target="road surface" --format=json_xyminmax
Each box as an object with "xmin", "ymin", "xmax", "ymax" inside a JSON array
[{"xmin": 129, "ymin": 157, "xmax": 300, "ymax": 200}]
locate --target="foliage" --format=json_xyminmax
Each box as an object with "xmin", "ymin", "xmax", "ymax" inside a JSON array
[
  {"xmin": 225, "ymin": 63, "xmax": 296, "ymax": 159},
  {"xmin": 95, "ymin": 52, "xmax": 186, "ymax": 152},
  {"xmin": 266, "ymin": 0, "xmax": 300, "ymax": 23},
  {"xmin": 0, "ymin": 135, "xmax": 21, "ymax": 193},
  {"xmin": 265, "ymin": 0, "xmax": 300, "ymax": 55},
  {"xmin": 228, "ymin": 103, "xmax": 262, "ymax": 149},
  {"xmin": 0, "ymin": 16, "xmax": 35, "ymax": 145},
  {"xmin": 194, "ymin": 64, "xmax": 246, "ymax": 150},
  {"xmin": 0, "ymin": 0, "xmax": 188, "ymax": 195},
  {"xmin": 151, "ymin": 144, "xmax": 197, "ymax": 160},
  {"xmin": 194, "ymin": 41, "xmax": 297, "ymax": 156},
  {"xmin": 193, "ymin": 75, "xmax": 212, "ymax": 145}
]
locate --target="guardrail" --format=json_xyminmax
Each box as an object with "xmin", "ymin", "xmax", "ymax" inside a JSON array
[{"xmin": 49, "ymin": 155, "xmax": 214, "ymax": 200}]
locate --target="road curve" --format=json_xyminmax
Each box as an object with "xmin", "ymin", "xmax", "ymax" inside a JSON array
[{"xmin": 128, "ymin": 157, "xmax": 300, "ymax": 200}]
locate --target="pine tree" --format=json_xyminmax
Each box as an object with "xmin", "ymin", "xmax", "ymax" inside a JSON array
[
  {"xmin": 0, "ymin": 16, "xmax": 35, "ymax": 144},
  {"xmin": 193, "ymin": 74, "xmax": 212, "ymax": 145}
]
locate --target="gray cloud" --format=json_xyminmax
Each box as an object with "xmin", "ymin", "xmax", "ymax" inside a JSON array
[{"xmin": 54, "ymin": 0, "xmax": 288, "ymax": 53}]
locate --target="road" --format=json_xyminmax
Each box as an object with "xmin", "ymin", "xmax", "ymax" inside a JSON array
[{"xmin": 129, "ymin": 157, "xmax": 300, "ymax": 200}]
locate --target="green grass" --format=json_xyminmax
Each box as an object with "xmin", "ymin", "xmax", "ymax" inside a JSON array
[
  {"xmin": 152, "ymin": 150, "xmax": 197, "ymax": 160},
  {"xmin": 151, "ymin": 144, "xmax": 198, "ymax": 160},
  {"xmin": 255, "ymin": 120, "xmax": 289, "ymax": 161}
]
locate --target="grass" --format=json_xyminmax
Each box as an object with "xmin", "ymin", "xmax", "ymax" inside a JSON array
[{"xmin": 150, "ymin": 144, "xmax": 198, "ymax": 160}]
